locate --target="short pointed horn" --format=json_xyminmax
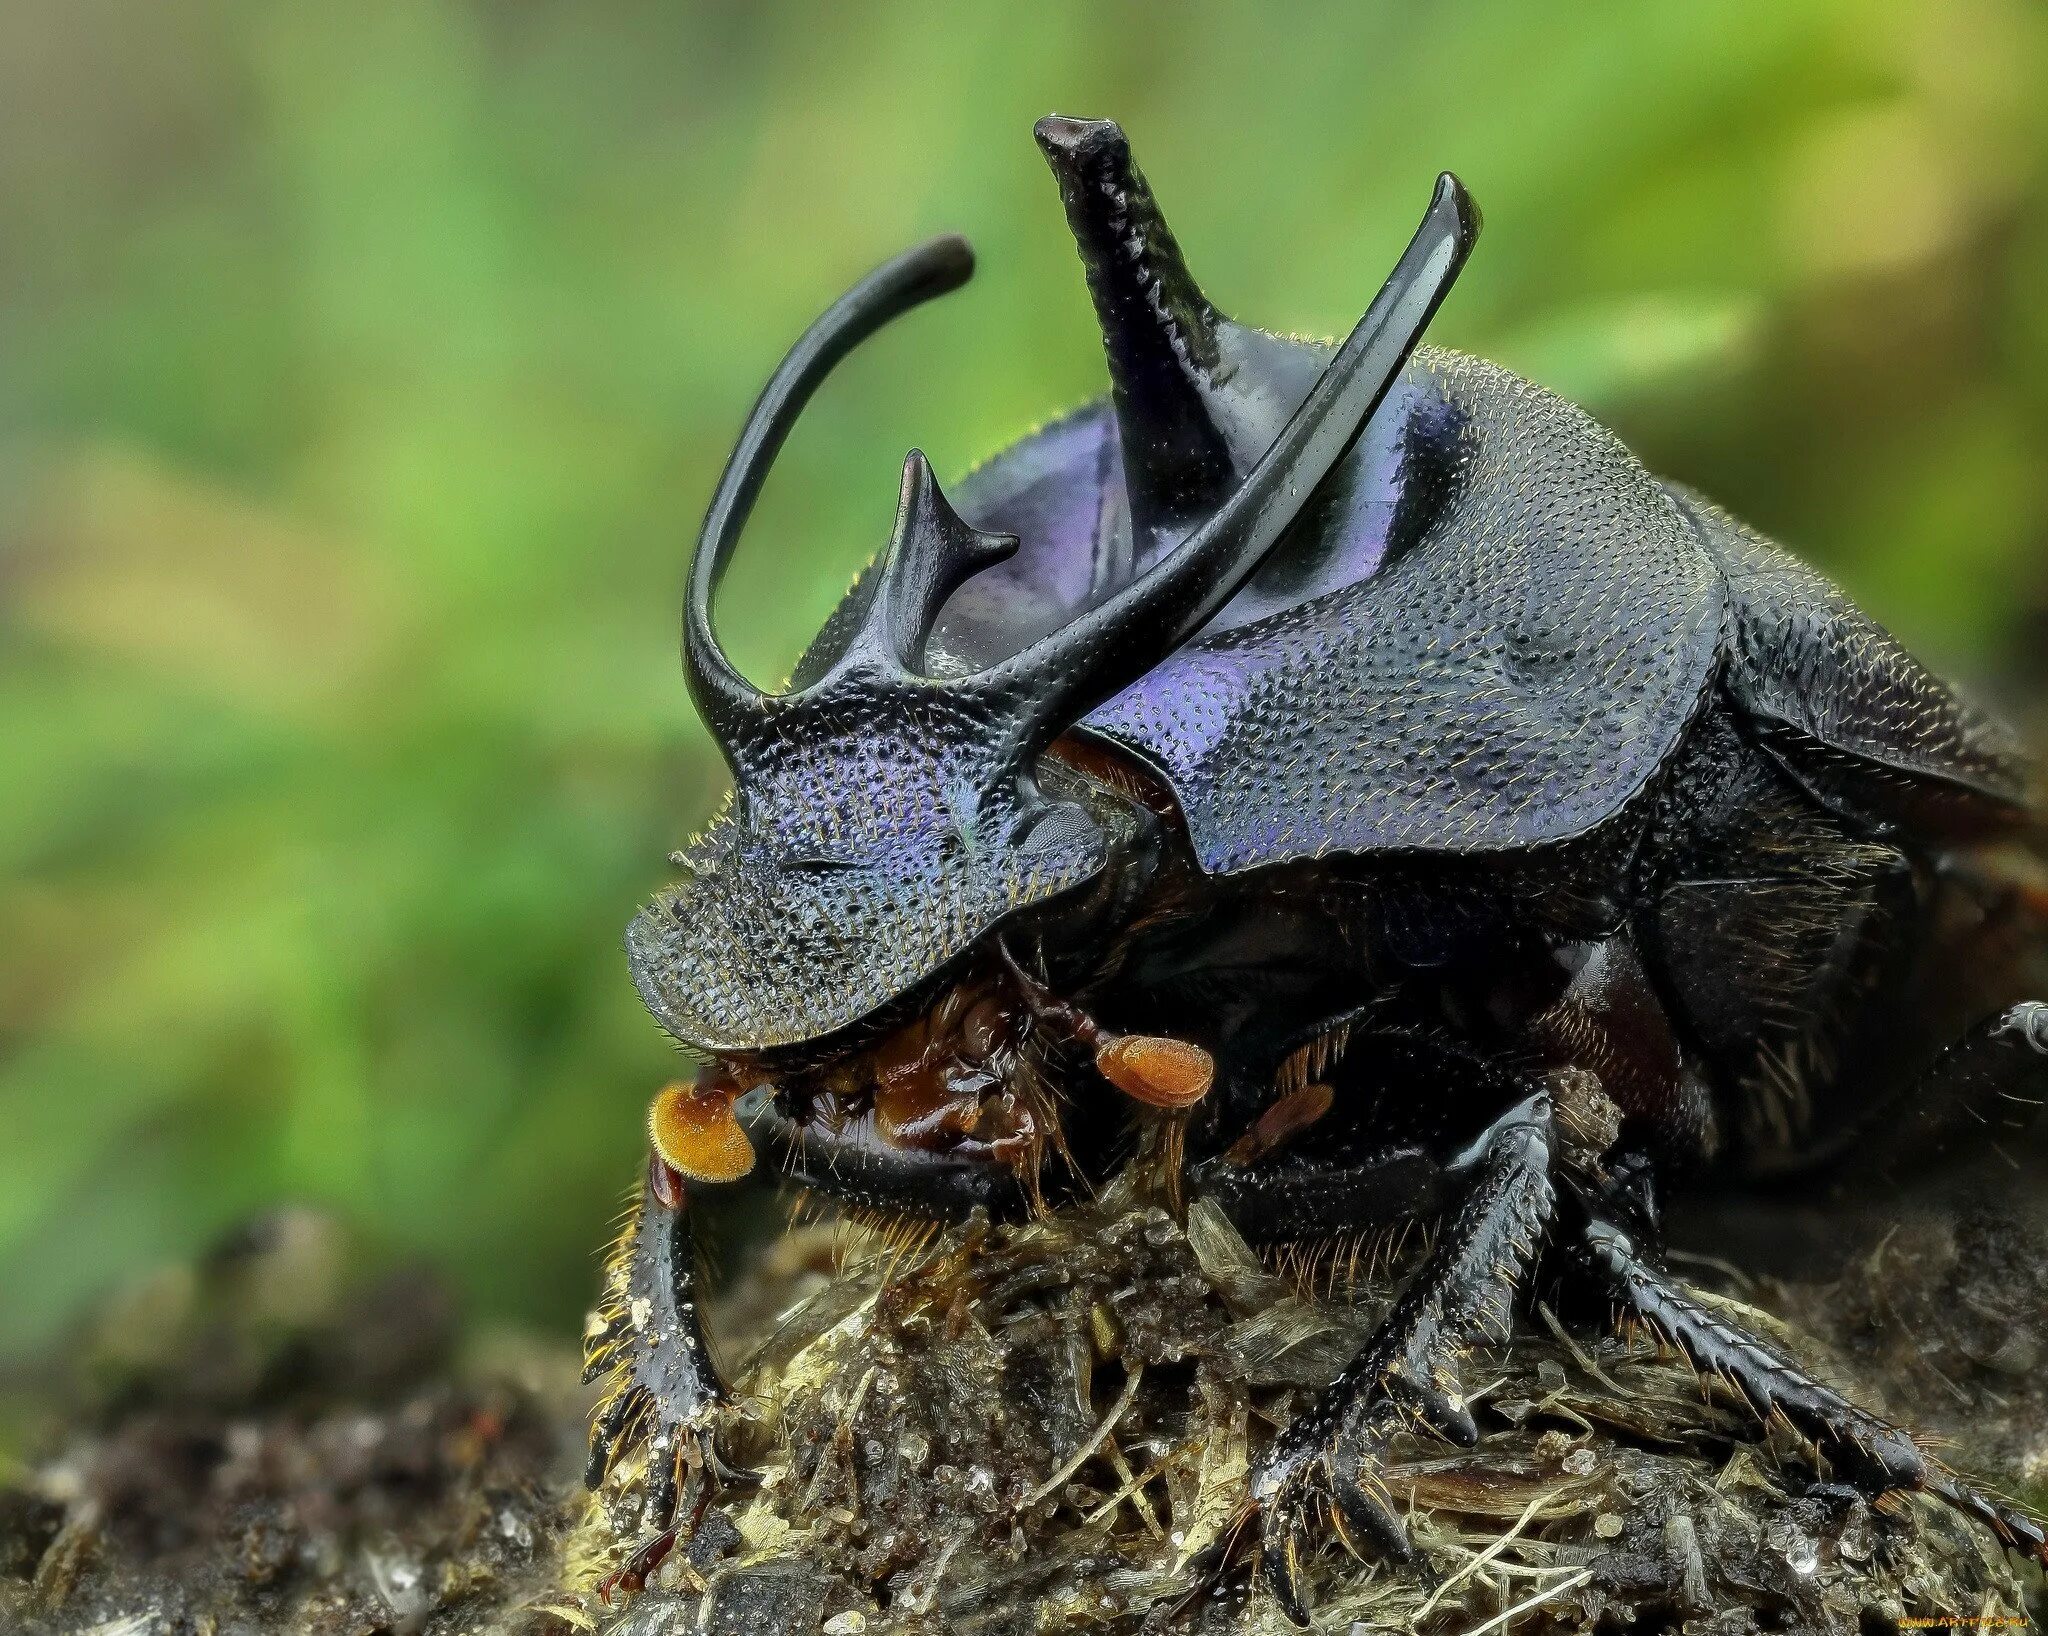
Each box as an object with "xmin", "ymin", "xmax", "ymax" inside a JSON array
[
  {"xmin": 839, "ymin": 451, "xmax": 1019, "ymax": 674},
  {"xmin": 983, "ymin": 174, "xmax": 1479, "ymax": 742},
  {"xmin": 684, "ymin": 236, "xmax": 975, "ymax": 743},
  {"xmin": 1035, "ymin": 115, "xmax": 1235, "ymax": 532}
]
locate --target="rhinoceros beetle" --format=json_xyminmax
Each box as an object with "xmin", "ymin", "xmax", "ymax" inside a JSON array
[{"xmin": 583, "ymin": 115, "xmax": 2048, "ymax": 1619}]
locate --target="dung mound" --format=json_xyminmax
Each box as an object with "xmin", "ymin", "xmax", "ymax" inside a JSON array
[{"xmin": 584, "ymin": 1180, "xmax": 2042, "ymax": 1636}]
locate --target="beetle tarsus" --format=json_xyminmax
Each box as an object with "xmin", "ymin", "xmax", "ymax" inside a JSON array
[
  {"xmin": 1923, "ymin": 1471, "xmax": 2048, "ymax": 1568},
  {"xmin": 1242, "ymin": 1095, "xmax": 1556, "ymax": 1624},
  {"xmin": 1574, "ymin": 1216, "xmax": 2048, "ymax": 1570},
  {"xmin": 596, "ymin": 1525, "xmax": 679, "ymax": 1604}
]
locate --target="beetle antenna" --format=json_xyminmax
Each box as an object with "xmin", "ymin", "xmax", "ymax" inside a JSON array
[
  {"xmin": 683, "ymin": 235, "xmax": 975, "ymax": 744},
  {"xmin": 1036, "ymin": 114, "xmax": 1236, "ymax": 537}
]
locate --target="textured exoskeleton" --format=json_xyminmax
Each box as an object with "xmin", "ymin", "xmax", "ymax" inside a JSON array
[{"xmin": 585, "ymin": 115, "xmax": 2048, "ymax": 1621}]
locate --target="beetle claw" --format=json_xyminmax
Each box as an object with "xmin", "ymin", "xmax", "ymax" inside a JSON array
[
  {"xmin": 596, "ymin": 1525, "xmax": 679, "ymax": 1604},
  {"xmin": 1248, "ymin": 1397, "xmax": 1421, "ymax": 1623},
  {"xmin": 1403, "ymin": 1376, "xmax": 1479, "ymax": 1448},
  {"xmin": 1248, "ymin": 1427, "xmax": 1421, "ymax": 1626},
  {"xmin": 1330, "ymin": 1441, "xmax": 1422, "ymax": 1567},
  {"xmin": 1256, "ymin": 1507, "xmax": 1314, "ymax": 1628}
]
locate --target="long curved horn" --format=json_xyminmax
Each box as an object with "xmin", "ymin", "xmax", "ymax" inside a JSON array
[
  {"xmin": 976, "ymin": 173, "xmax": 1479, "ymax": 746},
  {"xmin": 684, "ymin": 235, "xmax": 975, "ymax": 741}
]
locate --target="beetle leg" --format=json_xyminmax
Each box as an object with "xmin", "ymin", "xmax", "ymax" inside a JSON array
[
  {"xmin": 584, "ymin": 1144, "xmax": 758, "ymax": 1530},
  {"xmin": 1189, "ymin": 1142, "xmax": 1461, "ymax": 1244},
  {"xmin": 1824, "ymin": 1000, "xmax": 2048, "ymax": 1181},
  {"xmin": 1231, "ymin": 1093, "xmax": 1555, "ymax": 1625},
  {"xmin": 1572, "ymin": 1215, "xmax": 2048, "ymax": 1569}
]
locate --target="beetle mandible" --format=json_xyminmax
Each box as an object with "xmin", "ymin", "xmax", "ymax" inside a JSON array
[{"xmin": 582, "ymin": 115, "xmax": 2048, "ymax": 1621}]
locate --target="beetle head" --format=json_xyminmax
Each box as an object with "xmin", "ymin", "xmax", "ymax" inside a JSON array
[
  {"xmin": 631, "ymin": 120, "xmax": 1479, "ymax": 1055},
  {"xmin": 629, "ymin": 435, "xmax": 1114, "ymax": 1054}
]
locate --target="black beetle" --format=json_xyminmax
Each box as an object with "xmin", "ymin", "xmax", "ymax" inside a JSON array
[{"xmin": 583, "ymin": 115, "xmax": 2048, "ymax": 1619}]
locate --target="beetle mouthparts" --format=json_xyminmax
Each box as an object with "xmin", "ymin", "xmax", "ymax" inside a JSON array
[
  {"xmin": 648, "ymin": 1079, "xmax": 757, "ymax": 1184},
  {"xmin": 1095, "ymin": 1034, "xmax": 1216, "ymax": 1110}
]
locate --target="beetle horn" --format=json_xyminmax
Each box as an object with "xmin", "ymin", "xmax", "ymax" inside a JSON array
[
  {"xmin": 839, "ymin": 450, "xmax": 1020, "ymax": 673},
  {"xmin": 1035, "ymin": 115, "xmax": 1236, "ymax": 535},
  {"xmin": 979, "ymin": 173, "xmax": 1479, "ymax": 742},
  {"xmin": 683, "ymin": 235, "xmax": 975, "ymax": 741}
]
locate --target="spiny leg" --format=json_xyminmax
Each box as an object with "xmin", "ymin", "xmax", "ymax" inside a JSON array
[
  {"xmin": 1851, "ymin": 1000, "xmax": 2048, "ymax": 1181},
  {"xmin": 1243, "ymin": 1093, "xmax": 1557, "ymax": 1626},
  {"xmin": 585, "ymin": 1082, "xmax": 759, "ymax": 1532},
  {"xmin": 1573, "ymin": 1216, "xmax": 2048, "ymax": 1568}
]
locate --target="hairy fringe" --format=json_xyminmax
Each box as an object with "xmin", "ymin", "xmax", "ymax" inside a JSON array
[
  {"xmin": 1262, "ymin": 1216, "xmax": 1438, "ymax": 1297},
  {"xmin": 1274, "ymin": 1021, "xmax": 1355, "ymax": 1097}
]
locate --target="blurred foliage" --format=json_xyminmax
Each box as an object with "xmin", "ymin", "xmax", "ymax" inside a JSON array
[{"xmin": 2, "ymin": 0, "xmax": 2046, "ymax": 1354}]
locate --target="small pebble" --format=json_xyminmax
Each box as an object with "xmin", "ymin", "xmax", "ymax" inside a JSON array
[
  {"xmin": 822, "ymin": 1614, "xmax": 867, "ymax": 1635},
  {"xmin": 1594, "ymin": 1512, "xmax": 1624, "ymax": 1539}
]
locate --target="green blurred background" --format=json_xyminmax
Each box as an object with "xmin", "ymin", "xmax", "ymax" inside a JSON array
[{"xmin": 3, "ymin": 0, "xmax": 2046, "ymax": 1356}]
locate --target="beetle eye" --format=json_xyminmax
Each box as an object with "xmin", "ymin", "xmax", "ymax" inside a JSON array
[
  {"xmin": 959, "ymin": 997, "xmax": 1011, "ymax": 1061},
  {"xmin": 781, "ymin": 851, "xmax": 864, "ymax": 874},
  {"xmin": 1011, "ymin": 801, "xmax": 1100, "ymax": 857}
]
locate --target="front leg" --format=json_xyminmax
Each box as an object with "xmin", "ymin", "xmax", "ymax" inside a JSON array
[
  {"xmin": 1246, "ymin": 1092, "xmax": 1557, "ymax": 1625},
  {"xmin": 585, "ymin": 1081, "xmax": 758, "ymax": 1531}
]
